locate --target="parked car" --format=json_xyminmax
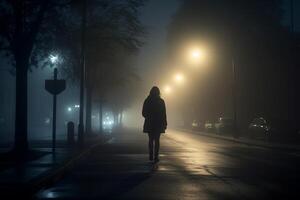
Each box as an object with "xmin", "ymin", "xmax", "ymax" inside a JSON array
[
  {"xmin": 248, "ymin": 117, "xmax": 270, "ymax": 140},
  {"xmin": 191, "ymin": 120, "xmax": 204, "ymax": 131},
  {"xmin": 215, "ymin": 117, "xmax": 234, "ymax": 134},
  {"xmin": 248, "ymin": 117, "xmax": 297, "ymax": 142},
  {"xmin": 204, "ymin": 120, "xmax": 215, "ymax": 132}
]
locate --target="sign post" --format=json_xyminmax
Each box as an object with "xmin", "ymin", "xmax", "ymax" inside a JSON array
[{"xmin": 45, "ymin": 68, "xmax": 66, "ymax": 153}]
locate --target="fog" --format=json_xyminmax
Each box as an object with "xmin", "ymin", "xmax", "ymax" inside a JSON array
[{"xmin": 1, "ymin": 0, "xmax": 300, "ymax": 149}]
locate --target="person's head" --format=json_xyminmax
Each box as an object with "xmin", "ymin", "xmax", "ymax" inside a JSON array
[{"xmin": 149, "ymin": 86, "xmax": 160, "ymax": 97}]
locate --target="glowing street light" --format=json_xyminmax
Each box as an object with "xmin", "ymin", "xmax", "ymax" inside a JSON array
[
  {"xmin": 188, "ymin": 48, "xmax": 205, "ymax": 64},
  {"xmin": 164, "ymin": 85, "xmax": 172, "ymax": 94},
  {"xmin": 186, "ymin": 44, "xmax": 238, "ymax": 137},
  {"xmin": 191, "ymin": 49, "xmax": 201, "ymax": 58},
  {"xmin": 49, "ymin": 54, "xmax": 59, "ymax": 64},
  {"xmin": 67, "ymin": 107, "xmax": 72, "ymax": 112},
  {"xmin": 174, "ymin": 73, "xmax": 184, "ymax": 84}
]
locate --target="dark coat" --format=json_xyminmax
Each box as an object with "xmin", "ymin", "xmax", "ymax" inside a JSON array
[{"xmin": 142, "ymin": 95, "xmax": 167, "ymax": 133}]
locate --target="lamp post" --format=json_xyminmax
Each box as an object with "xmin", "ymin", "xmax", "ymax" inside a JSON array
[
  {"xmin": 290, "ymin": 0, "xmax": 298, "ymax": 128},
  {"xmin": 78, "ymin": 0, "xmax": 87, "ymax": 146},
  {"xmin": 231, "ymin": 58, "xmax": 238, "ymax": 138},
  {"xmin": 189, "ymin": 47, "xmax": 238, "ymax": 138}
]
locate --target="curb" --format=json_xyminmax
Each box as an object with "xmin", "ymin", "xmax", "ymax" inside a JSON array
[
  {"xmin": 176, "ymin": 128, "xmax": 300, "ymax": 152},
  {"xmin": 30, "ymin": 140, "xmax": 104, "ymax": 192},
  {"xmin": 1, "ymin": 136, "xmax": 112, "ymax": 198}
]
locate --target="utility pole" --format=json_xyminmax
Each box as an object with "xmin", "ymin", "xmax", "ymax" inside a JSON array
[
  {"xmin": 232, "ymin": 58, "xmax": 238, "ymax": 138},
  {"xmin": 52, "ymin": 69, "xmax": 57, "ymax": 152},
  {"xmin": 78, "ymin": 0, "xmax": 87, "ymax": 146},
  {"xmin": 45, "ymin": 68, "xmax": 66, "ymax": 153},
  {"xmin": 290, "ymin": 0, "xmax": 298, "ymax": 129},
  {"xmin": 230, "ymin": 27, "xmax": 238, "ymax": 138},
  {"xmin": 290, "ymin": 0, "xmax": 294, "ymax": 33}
]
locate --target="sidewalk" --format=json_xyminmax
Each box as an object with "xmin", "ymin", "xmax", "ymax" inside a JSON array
[
  {"xmin": 177, "ymin": 128, "xmax": 300, "ymax": 151},
  {"xmin": 0, "ymin": 135, "xmax": 110, "ymax": 198}
]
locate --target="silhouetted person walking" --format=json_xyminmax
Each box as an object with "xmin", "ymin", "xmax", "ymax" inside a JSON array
[{"xmin": 142, "ymin": 86, "xmax": 167, "ymax": 163}]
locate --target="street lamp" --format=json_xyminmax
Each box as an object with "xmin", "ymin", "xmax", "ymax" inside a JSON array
[
  {"xmin": 174, "ymin": 73, "xmax": 184, "ymax": 84},
  {"xmin": 191, "ymin": 49, "xmax": 201, "ymax": 58},
  {"xmin": 231, "ymin": 58, "xmax": 238, "ymax": 138},
  {"xmin": 78, "ymin": 0, "xmax": 87, "ymax": 146},
  {"xmin": 186, "ymin": 46, "xmax": 238, "ymax": 138},
  {"xmin": 49, "ymin": 54, "xmax": 59, "ymax": 64},
  {"xmin": 188, "ymin": 48, "xmax": 205, "ymax": 64},
  {"xmin": 67, "ymin": 107, "xmax": 72, "ymax": 112},
  {"xmin": 164, "ymin": 85, "xmax": 172, "ymax": 94}
]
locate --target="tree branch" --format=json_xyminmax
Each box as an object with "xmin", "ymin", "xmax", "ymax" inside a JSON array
[{"xmin": 26, "ymin": 1, "xmax": 50, "ymax": 53}]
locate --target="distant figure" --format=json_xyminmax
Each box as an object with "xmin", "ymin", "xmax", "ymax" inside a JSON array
[{"xmin": 142, "ymin": 86, "xmax": 167, "ymax": 163}]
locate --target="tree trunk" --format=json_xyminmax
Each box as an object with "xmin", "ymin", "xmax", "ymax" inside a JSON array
[
  {"xmin": 14, "ymin": 58, "xmax": 29, "ymax": 153},
  {"xmin": 99, "ymin": 101, "xmax": 103, "ymax": 133},
  {"xmin": 12, "ymin": 0, "xmax": 48, "ymax": 153},
  {"xmin": 85, "ymin": 86, "xmax": 92, "ymax": 135}
]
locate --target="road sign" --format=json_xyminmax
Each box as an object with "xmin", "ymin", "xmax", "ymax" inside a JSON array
[
  {"xmin": 45, "ymin": 80, "xmax": 66, "ymax": 95},
  {"xmin": 45, "ymin": 68, "xmax": 66, "ymax": 153}
]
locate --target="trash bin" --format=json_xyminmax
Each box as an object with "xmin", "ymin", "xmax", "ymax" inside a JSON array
[{"xmin": 67, "ymin": 121, "xmax": 75, "ymax": 145}]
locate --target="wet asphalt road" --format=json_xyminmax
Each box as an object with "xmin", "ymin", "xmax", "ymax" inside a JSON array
[{"xmin": 35, "ymin": 129, "xmax": 300, "ymax": 200}]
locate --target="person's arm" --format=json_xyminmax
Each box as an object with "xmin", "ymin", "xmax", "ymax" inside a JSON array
[
  {"xmin": 162, "ymin": 100, "xmax": 167, "ymax": 128},
  {"xmin": 142, "ymin": 99, "xmax": 148, "ymax": 118}
]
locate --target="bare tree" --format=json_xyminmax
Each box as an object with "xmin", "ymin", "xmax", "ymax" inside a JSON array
[{"xmin": 0, "ymin": 0, "xmax": 76, "ymax": 153}]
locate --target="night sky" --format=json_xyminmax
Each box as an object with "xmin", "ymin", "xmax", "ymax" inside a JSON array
[{"xmin": 137, "ymin": 0, "xmax": 180, "ymax": 77}]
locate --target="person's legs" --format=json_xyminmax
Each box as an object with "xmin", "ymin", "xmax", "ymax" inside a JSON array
[
  {"xmin": 148, "ymin": 133, "xmax": 154, "ymax": 160},
  {"xmin": 154, "ymin": 133, "xmax": 161, "ymax": 162}
]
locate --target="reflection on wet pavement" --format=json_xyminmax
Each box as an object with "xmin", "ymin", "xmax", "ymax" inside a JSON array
[{"xmin": 35, "ymin": 129, "xmax": 300, "ymax": 199}]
